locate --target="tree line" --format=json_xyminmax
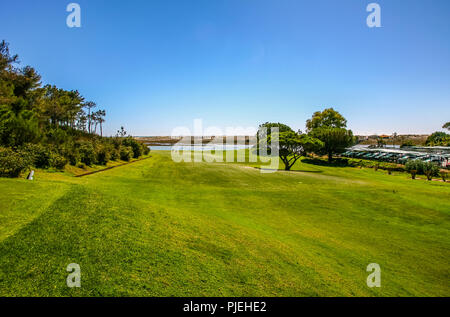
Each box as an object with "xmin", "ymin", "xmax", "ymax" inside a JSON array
[
  {"xmin": 259, "ymin": 111, "xmax": 450, "ymax": 171},
  {"xmin": 0, "ymin": 40, "xmax": 108, "ymax": 146},
  {"xmin": 0, "ymin": 40, "xmax": 149, "ymax": 177},
  {"xmin": 258, "ymin": 108, "xmax": 355, "ymax": 170},
  {"xmin": 425, "ymin": 122, "xmax": 450, "ymax": 146}
]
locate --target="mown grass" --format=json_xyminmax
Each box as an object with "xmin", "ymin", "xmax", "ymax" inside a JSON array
[{"xmin": 0, "ymin": 151, "xmax": 448, "ymax": 296}]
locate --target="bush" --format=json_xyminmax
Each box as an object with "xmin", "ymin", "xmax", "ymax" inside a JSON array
[
  {"xmin": 405, "ymin": 160, "xmax": 422, "ymax": 179},
  {"xmin": 50, "ymin": 153, "xmax": 68, "ymax": 170},
  {"xmin": 110, "ymin": 149, "xmax": 120, "ymax": 161},
  {"xmin": 78, "ymin": 142, "xmax": 96, "ymax": 166},
  {"xmin": 96, "ymin": 145, "xmax": 110, "ymax": 165},
  {"xmin": 426, "ymin": 131, "xmax": 450, "ymax": 146},
  {"xmin": 77, "ymin": 162, "xmax": 87, "ymax": 170},
  {"xmin": 347, "ymin": 158, "xmax": 404, "ymax": 172},
  {"xmin": 0, "ymin": 147, "xmax": 29, "ymax": 178},
  {"xmin": 120, "ymin": 146, "xmax": 133, "ymax": 162},
  {"xmin": 67, "ymin": 151, "xmax": 80, "ymax": 166},
  {"xmin": 423, "ymin": 162, "xmax": 439, "ymax": 181},
  {"xmin": 122, "ymin": 137, "xmax": 142, "ymax": 158},
  {"xmin": 142, "ymin": 143, "xmax": 150, "ymax": 155},
  {"xmin": 45, "ymin": 127, "xmax": 69, "ymax": 145},
  {"xmin": 405, "ymin": 160, "xmax": 439, "ymax": 180},
  {"xmin": 18, "ymin": 143, "xmax": 51, "ymax": 168},
  {"xmin": 301, "ymin": 157, "xmax": 349, "ymax": 167},
  {"xmin": 58, "ymin": 143, "xmax": 80, "ymax": 166}
]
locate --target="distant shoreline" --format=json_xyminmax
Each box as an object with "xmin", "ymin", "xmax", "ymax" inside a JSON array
[
  {"xmin": 135, "ymin": 134, "xmax": 431, "ymax": 146},
  {"xmin": 135, "ymin": 136, "xmax": 256, "ymax": 145}
]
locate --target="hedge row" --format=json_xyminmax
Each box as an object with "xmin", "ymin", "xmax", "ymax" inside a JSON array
[{"xmin": 0, "ymin": 137, "xmax": 150, "ymax": 178}]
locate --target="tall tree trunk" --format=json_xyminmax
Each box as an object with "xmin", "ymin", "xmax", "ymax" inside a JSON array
[
  {"xmin": 100, "ymin": 123, "xmax": 103, "ymax": 137},
  {"xmin": 88, "ymin": 110, "xmax": 91, "ymax": 134}
]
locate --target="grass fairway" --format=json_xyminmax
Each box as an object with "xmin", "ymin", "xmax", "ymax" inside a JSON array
[{"xmin": 0, "ymin": 151, "xmax": 449, "ymax": 296}]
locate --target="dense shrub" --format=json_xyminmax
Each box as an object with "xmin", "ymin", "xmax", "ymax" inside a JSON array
[
  {"xmin": 122, "ymin": 137, "xmax": 142, "ymax": 158},
  {"xmin": 45, "ymin": 127, "xmax": 69, "ymax": 145},
  {"xmin": 19, "ymin": 143, "xmax": 51, "ymax": 168},
  {"xmin": 426, "ymin": 132, "xmax": 450, "ymax": 146},
  {"xmin": 58, "ymin": 142, "xmax": 80, "ymax": 166},
  {"xmin": 0, "ymin": 112, "xmax": 41, "ymax": 147},
  {"xmin": 110, "ymin": 148, "xmax": 120, "ymax": 161},
  {"xmin": 405, "ymin": 160, "xmax": 421, "ymax": 179},
  {"xmin": 120, "ymin": 146, "xmax": 133, "ymax": 162},
  {"xmin": 405, "ymin": 160, "xmax": 439, "ymax": 180},
  {"xmin": 50, "ymin": 153, "xmax": 68, "ymax": 170},
  {"xmin": 347, "ymin": 158, "xmax": 404, "ymax": 172},
  {"xmin": 302, "ymin": 157, "xmax": 349, "ymax": 167},
  {"xmin": 112, "ymin": 137, "xmax": 122, "ymax": 150},
  {"xmin": 0, "ymin": 147, "xmax": 29, "ymax": 177},
  {"xmin": 67, "ymin": 150, "xmax": 80, "ymax": 166},
  {"xmin": 96, "ymin": 145, "xmax": 110, "ymax": 165},
  {"xmin": 78, "ymin": 142, "xmax": 96, "ymax": 166},
  {"xmin": 142, "ymin": 144, "xmax": 150, "ymax": 155},
  {"xmin": 423, "ymin": 162, "xmax": 439, "ymax": 181}
]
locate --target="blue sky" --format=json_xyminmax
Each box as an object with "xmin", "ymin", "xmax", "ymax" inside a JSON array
[{"xmin": 1, "ymin": 0, "xmax": 449, "ymax": 136}]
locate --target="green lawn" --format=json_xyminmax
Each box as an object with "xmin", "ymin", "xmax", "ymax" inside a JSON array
[{"xmin": 0, "ymin": 151, "xmax": 449, "ymax": 296}]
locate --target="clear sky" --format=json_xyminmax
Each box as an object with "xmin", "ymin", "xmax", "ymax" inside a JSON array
[{"xmin": 1, "ymin": 0, "xmax": 449, "ymax": 136}]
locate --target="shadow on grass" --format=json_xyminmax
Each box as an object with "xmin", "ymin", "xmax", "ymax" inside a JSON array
[
  {"xmin": 254, "ymin": 167, "xmax": 323, "ymax": 173},
  {"xmin": 301, "ymin": 157, "xmax": 350, "ymax": 167}
]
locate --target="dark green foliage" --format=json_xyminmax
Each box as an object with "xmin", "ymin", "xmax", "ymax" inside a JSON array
[
  {"xmin": 0, "ymin": 147, "xmax": 29, "ymax": 177},
  {"xmin": 142, "ymin": 144, "xmax": 150, "ymax": 155},
  {"xmin": 305, "ymin": 157, "xmax": 404, "ymax": 171},
  {"xmin": 310, "ymin": 127, "xmax": 354, "ymax": 162},
  {"xmin": 0, "ymin": 109, "xmax": 41, "ymax": 147},
  {"xmin": 96, "ymin": 145, "xmax": 110, "ymax": 165},
  {"xmin": 442, "ymin": 122, "xmax": 450, "ymax": 131},
  {"xmin": 45, "ymin": 127, "xmax": 69, "ymax": 145},
  {"xmin": 110, "ymin": 149, "xmax": 120, "ymax": 161},
  {"xmin": 18, "ymin": 143, "xmax": 51, "ymax": 168},
  {"xmin": 405, "ymin": 160, "xmax": 439, "ymax": 180},
  {"xmin": 423, "ymin": 162, "xmax": 439, "ymax": 181},
  {"xmin": 122, "ymin": 137, "xmax": 142, "ymax": 159},
  {"xmin": 306, "ymin": 109, "xmax": 354, "ymax": 162},
  {"xmin": 78, "ymin": 142, "xmax": 96, "ymax": 166},
  {"xmin": 120, "ymin": 146, "xmax": 133, "ymax": 162},
  {"xmin": 306, "ymin": 108, "xmax": 347, "ymax": 132},
  {"xmin": 405, "ymin": 160, "xmax": 422, "ymax": 179},
  {"xmin": 50, "ymin": 154, "xmax": 68, "ymax": 170},
  {"xmin": 426, "ymin": 132, "xmax": 450, "ymax": 146},
  {"xmin": 0, "ymin": 41, "xmax": 151, "ymax": 177},
  {"xmin": 66, "ymin": 150, "xmax": 80, "ymax": 166},
  {"xmin": 260, "ymin": 130, "xmax": 323, "ymax": 170},
  {"xmin": 258, "ymin": 122, "xmax": 294, "ymax": 135},
  {"xmin": 302, "ymin": 157, "xmax": 350, "ymax": 167}
]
